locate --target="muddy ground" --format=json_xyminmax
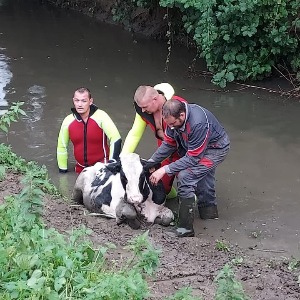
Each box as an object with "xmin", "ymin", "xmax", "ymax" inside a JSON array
[{"xmin": 1, "ymin": 172, "xmax": 300, "ymax": 299}]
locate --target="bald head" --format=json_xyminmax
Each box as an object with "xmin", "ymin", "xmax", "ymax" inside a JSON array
[{"xmin": 134, "ymin": 86, "xmax": 158, "ymax": 106}]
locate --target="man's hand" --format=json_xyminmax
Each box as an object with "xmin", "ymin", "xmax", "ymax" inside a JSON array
[{"xmin": 149, "ymin": 167, "xmax": 166, "ymax": 186}]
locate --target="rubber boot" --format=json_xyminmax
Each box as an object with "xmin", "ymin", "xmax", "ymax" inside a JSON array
[
  {"xmin": 165, "ymin": 196, "xmax": 196, "ymax": 238},
  {"xmin": 198, "ymin": 203, "xmax": 219, "ymax": 219}
]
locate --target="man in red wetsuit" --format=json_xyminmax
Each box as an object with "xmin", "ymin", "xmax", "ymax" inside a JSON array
[{"xmin": 57, "ymin": 87, "xmax": 121, "ymax": 173}]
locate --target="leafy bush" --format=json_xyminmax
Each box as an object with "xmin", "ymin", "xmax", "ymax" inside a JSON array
[
  {"xmin": 109, "ymin": 0, "xmax": 300, "ymax": 88},
  {"xmin": 160, "ymin": 0, "xmax": 300, "ymax": 87}
]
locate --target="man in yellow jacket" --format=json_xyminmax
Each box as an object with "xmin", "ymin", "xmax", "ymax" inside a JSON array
[{"xmin": 122, "ymin": 83, "xmax": 187, "ymax": 199}]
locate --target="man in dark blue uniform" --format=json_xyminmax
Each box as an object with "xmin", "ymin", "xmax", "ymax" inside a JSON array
[{"xmin": 147, "ymin": 99, "xmax": 230, "ymax": 237}]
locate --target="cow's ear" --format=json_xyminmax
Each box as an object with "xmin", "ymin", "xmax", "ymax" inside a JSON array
[
  {"xmin": 140, "ymin": 158, "xmax": 148, "ymax": 166},
  {"xmin": 141, "ymin": 159, "xmax": 161, "ymax": 172},
  {"xmin": 149, "ymin": 180, "xmax": 166, "ymax": 205},
  {"xmin": 105, "ymin": 161, "xmax": 121, "ymax": 175}
]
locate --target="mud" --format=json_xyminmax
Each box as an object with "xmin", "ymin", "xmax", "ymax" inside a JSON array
[
  {"xmin": 44, "ymin": 0, "xmax": 188, "ymax": 42},
  {"xmin": 1, "ymin": 172, "xmax": 300, "ymax": 299}
]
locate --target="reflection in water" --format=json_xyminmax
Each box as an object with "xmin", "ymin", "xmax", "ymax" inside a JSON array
[
  {"xmin": 25, "ymin": 85, "xmax": 46, "ymax": 123},
  {"xmin": 0, "ymin": 0, "xmax": 8, "ymax": 7},
  {"xmin": 1, "ymin": 0, "xmax": 300, "ymax": 257},
  {"xmin": 23, "ymin": 85, "xmax": 47, "ymax": 149},
  {"xmin": 0, "ymin": 49, "xmax": 13, "ymax": 115}
]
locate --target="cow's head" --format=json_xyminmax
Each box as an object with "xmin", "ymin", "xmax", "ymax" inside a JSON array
[
  {"xmin": 104, "ymin": 153, "xmax": 166, "ymax": 205},
  {"xmin": 103, "ymin": 153, "xmax": 147, "ymax": 204}
]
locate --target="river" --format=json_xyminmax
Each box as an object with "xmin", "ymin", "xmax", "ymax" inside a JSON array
[{"xmin": 1, "ymin": 0, "xmax": 300, "ymax": 257}]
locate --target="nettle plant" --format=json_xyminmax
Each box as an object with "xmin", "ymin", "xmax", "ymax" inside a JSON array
[{"xmin": 0, "ymin": 101, "xmax": 26, "ymax": 134}]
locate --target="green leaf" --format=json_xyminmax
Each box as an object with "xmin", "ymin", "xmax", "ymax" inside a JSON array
[
  {"xmin": 223, "ymin": 34, "xmax": 230, "ymax": 41},
  {"xmin": 54, "ymin": 276, "xmax": 66, "ymax": 292},
  {"xmin": 0, "ymin": 125, "xmax": 8, "ymax": 133},
  {"xmin": 225, "ymin": 71, "xmax": 235, "ymax": 82},
  {"xmin": 27, "ymin": 269, "xmax": 45, "ymax": 290}
]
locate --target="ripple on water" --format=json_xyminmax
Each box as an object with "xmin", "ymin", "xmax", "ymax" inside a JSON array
[{"xmin": 0, "ymin": 50, "xmax": 13, "ymax": 115}]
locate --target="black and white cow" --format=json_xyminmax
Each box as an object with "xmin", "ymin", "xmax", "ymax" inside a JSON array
[{"xmin": 72, "ymin": 153, "xmax": 174, "ymax": 229}]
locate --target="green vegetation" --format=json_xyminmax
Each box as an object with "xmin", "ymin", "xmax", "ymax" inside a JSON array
[
  {"xmin": 287, "ymin": 258, "xmax": 300, "ymax": 286},
  {"xmin": 214, "ymin": 259, "xmax": 249, "ymax": 300},
  {"xmin": 0, "ymin": 103, "xmax": 252, "ymax": 299},
  {"xmin": 47, "ymin": 0, "xmax": 300, "ymax": 91},
  {"xmin": 110, "ymin": 0, "xmax": 300, "ymax": 89},
  {"xmin": 0, "ymin": 143, "xmax": 59, "ymax": 196},
  {"xmin": 288, "ymin": 257, "xmax": 300, "ymax": 271},
  {"xmin": 165, "ymin": 287, "xmax": 201, "ymax": 300},
  {"xmin": 0, "ymin": 172, "xmax": 159, "ymax": 299},
  {"xmin": 0, "ymin": 102, "xmax": 58, "ymax": 195},
  {"xmin": 215, "ymin": 240, "xmax": 230, "ymax": 252},
  {"xmin": 0, "ymin": 102, "xmax": 26, "ymax": 134}
]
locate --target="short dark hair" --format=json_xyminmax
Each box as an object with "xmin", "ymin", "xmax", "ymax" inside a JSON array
[
  {"xmin": 162, "ymin": 99, "xmax": 186, "ymax": 119},
  {"xmin": 75, "ymin": 87, "xmax": 92, "ymax": 99}
]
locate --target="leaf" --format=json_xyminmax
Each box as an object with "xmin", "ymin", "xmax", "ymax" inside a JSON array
[
  {"xmin": 27, "ymin": 269, "xmax": 45, "ymax": 290},
  {"xmin": 85, "ymin": 246, "xmax": 96, "ymax": 262},
  {"xmin": 18, "ymin": 109, "xmax": 27, "ymax": 116},
  {"xmin": 225, "ymin": 71, "xmax": 235, "ymax": 82},
  {"xmin": 0, "ymin": 125, "xmax": 8, "ymax": 133},
  {"xmin": 54, "ymin": 276, "xmax": 66, "ymax": 292},
  {"xmin": 223, "ymin": 34, "xmax": 230, "ymax": 41}
]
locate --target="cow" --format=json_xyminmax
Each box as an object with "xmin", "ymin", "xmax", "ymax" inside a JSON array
[{"xmin": 72, "ymin": 153, "xmax": 174, "ymax": 229}]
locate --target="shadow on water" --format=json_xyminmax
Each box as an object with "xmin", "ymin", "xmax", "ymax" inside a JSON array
[{"xmin": 1, "ymin": 0, "xmax": 300, "ymax": 257}]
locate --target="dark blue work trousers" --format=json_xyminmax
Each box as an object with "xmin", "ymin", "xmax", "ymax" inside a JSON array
[{"xmin": 176, "ymin": 145, "xmax": 230, "ymax": 206}]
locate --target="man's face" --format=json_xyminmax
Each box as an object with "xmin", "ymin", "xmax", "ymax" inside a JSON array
[
  {"xmin": 137, "ymin": 93, "xmax": 159, "ymax": 114},
  {"xmin": 164, "ymin": 113, "xmax": 185, "ymax": 130},
  {"xmin": 73, "ymin": 91, "xmax": 93, "ymax": 115}
]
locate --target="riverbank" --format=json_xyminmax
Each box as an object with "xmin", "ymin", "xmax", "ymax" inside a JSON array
[
  {"xmin": 1, "ymin": 171, "xmax": 300, "ymax": 299},
  {"xmin": 43, "ymin": 0, "xmax": 299, "ymax": 98}
]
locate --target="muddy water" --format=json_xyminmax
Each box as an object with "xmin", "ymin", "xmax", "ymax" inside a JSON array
[{"xmin": 1, "ymin": 0, "xmax": 300, "ymax": 257}]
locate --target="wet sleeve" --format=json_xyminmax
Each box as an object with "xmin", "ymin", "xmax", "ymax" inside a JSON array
[
  {"xmin": 165, "ymin": 124, "xmax": 209, "ymax": 175},
  {"xmin": 57, "ymin": 116, "xmax": 72, "ymax": 171},
  {"xmin": 97, "ymin": 110, "xmax": 122, "ymax": 160},
  {"xmin": 149, "ymin": 127, "xmax": 177, "ymax": 162},
  {"xmin": 121, "ymin": 113, "xmax": 147, "ymax": 154},
  {"xmin": 149, "ymin": 141, "xmax": 177, "ymax": 163}
]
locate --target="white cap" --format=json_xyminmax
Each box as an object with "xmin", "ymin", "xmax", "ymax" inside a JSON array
[{"xmin": 154, "ymin": 83, "xmax": 175, "ymax": 100}]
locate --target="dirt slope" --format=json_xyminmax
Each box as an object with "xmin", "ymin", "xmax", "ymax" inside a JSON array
[{"xmin": 1, "ymin": 172, "xmax": 299, "ymax": 299}]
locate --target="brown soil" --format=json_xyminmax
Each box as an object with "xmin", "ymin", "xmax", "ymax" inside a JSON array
[
  {"xmin": 45, "ymin": 0, "xmax": 188, "ymax": 41},
  {"xmin": 1, "ymin": 172, "xmax": 300, "ymax": 299}
]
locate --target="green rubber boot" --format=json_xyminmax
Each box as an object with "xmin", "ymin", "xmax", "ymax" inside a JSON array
[{"xmin": 165, "ymin": 196, "xmax": 196, "ymax": 238}]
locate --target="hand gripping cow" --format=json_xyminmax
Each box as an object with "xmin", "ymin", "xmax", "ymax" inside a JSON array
[{"xmin": 72, "ymin": 153, "xmax": 174, "ymax": 229}]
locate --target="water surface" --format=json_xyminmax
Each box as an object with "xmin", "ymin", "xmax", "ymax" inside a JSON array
[{"xmin": 1, "ymin": 0, "xmax": 299, "ymax": 257}]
